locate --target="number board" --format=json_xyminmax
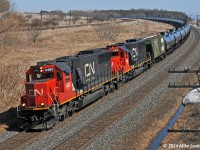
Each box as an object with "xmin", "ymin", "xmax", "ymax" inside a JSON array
[{"xmin": 44, "ymin": 68, "xmax": 54, "ymax": 72}]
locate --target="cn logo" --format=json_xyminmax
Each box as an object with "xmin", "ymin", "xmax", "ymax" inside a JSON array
[
  {"xmin": 85, "ymin": 62, "xmax": 95, "ymax": 77},
  {"xmin": 34, "ymin": 89, "xmax": 44, "ymax": 96}
]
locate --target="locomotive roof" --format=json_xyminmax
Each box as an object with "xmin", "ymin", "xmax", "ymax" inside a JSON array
[
  {"xmin": 55, "ymin": 48, "xmax": 111, "ymax": 69},
  {"xmin": 105, "ymin": 44, "xmax": 131, "ymax": 54},
  {"xmin": 55, "ymin": 62, "xmax": 71, "ymax": 74},
  {"xmin": 106, "ymin": 42, "xmax": 124, "ymax": 47},
  {"xmin": 36, "ymin": 61, "xmax": 71, "ymax": 74},
  {"xmin": 56, "ymin": 50, "xmax": 110, "ymax": 61},
  {"xmin": 56, "ymin": 56, "xmax": 79, "ymax": 61},
  {"xmin": 119, "ymin": 46, "xmax": 131, "ymax": 53},
  {"xmin": 77, "ymin": 48, "xmax": 108, "ymax": 55},
  {"xmin": 37, "ymin": 60, "xmax": 56, "ymax": 66},
  {"xmin": 125, "ymin": 38, "xmax": 143, "ymax": 43},
  {"xmin": 144, "ymin": 35, "xmax": 158, "ymax": 40}
]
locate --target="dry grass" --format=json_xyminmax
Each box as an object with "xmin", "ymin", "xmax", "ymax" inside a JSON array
[{"xmin": 0, "ymin": 19, "xmax": 172, "ymax": 113}]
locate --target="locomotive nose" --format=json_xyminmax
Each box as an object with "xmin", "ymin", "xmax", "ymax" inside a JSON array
[{"xmin": 22, "ymin": 79, "xmax": 56, "ymax": 108}]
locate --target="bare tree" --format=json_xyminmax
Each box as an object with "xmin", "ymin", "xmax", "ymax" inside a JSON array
[
  {"xmin": 31, "ymin": 18, "xmax": 41, "ymax": 28},
  {"xmin": 0, "ymin": 1, "xmax": 25, "ymax": 107},
  {"xmin": 0, "ymin": 64, "xmax": 25, "ymax": 105},
  {"xmin": 0, "ymin": 0, "xmax": 10, "ymax": 13},
  {"xmin": 29, "ymin": 18, "xmax": 42, "ymax": 44},
  {"xmin": 0, "ymin": 0, "xmax": 24, "ymax": 57},
  {"xmin": 29, "ymin": 29, "xmax": 41, "ymax": 44}
]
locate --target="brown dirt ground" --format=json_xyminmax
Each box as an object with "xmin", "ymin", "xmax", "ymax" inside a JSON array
[
  {"xmin": 159, "ymin": 61, "xmax": 200, "ymax": 149},
  {"xmin": 0, "ymin": 19, "xmax": 172, "ymax": 133}
]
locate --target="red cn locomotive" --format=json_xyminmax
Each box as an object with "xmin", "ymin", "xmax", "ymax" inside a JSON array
[{"xmin": 18, "ymin": 49, "xmax": 117, "ymax": 129}]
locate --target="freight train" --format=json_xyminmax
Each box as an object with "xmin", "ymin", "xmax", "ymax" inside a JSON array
[{"xmin": 17, "ymin": 17, "xmax": 191, "ymax": 129}]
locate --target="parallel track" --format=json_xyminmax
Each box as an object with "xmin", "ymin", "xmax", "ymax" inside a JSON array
[
  {"xmin": 0, "ymin": 131, "xmax": 41, "ymax": 150},
  {"xmin": 55, "ymin": 28, "xmax": 200, "ymax": 149}
]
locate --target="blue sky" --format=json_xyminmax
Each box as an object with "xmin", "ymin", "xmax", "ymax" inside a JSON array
[{"xmin": 13, "ymin": 0, "xmax": 199, "ymax": 17}]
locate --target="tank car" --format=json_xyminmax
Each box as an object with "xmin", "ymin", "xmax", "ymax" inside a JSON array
[
  {"xmin": 177, "ymin": 27, "xmax": 186, "ymax": 43},
  {"xmin": 183, "ymin": 24, "xmax": 191, "ymax": 38},
  {"xmin": 159, "ymin": 31, "xmax": 175, "ymax": 54},
  {"xmin": 170, "ymin": 29, "xmax": 182, "ymax": 47}
]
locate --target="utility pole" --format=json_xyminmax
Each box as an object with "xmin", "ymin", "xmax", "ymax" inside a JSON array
[
  {"xmin": 69, "ymin": 10, "xmax": 71, "ymax": 26},
  {"xmin": 87, "ymin": 12, "xmax": 89, "ymax": 25},
  {"xmin": 40, "ymin": 10, "xmax": 43, "ymax": 21},
  {"xmin": 40, "ymin": 10, "xmax": 43, "ymax": 28},
  {"xmin": 189, "ymin": 14, "xmax": 192, "ymax": 22},
  {"xmin": 196, "ymin": 15, "xmax": 199, "ymax": 26}
]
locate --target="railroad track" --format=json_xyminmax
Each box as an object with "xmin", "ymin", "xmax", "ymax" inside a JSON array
[
  {"xmin": 0, "ymin": 130, "xmax": 42, "ymax": 150},
  {"xmin": 54, "ymin": 28, "xmax": 200, "ymax": 150}
]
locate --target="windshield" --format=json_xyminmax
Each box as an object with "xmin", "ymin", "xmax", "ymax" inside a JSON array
[
  {"xmin": 111, "ymin": 51, "xmax": 119, "ymax": 57},
  {"xmin": 29, "ymin": 73, "xmax": 54, "ymax": 82}
]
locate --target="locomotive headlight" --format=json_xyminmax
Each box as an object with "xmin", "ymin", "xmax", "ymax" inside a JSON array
[
  {"xmin": 40, "ymin": 102, "xmax": 44, "ymax": 106},
  {"xmin": 22, "ymin": 103, "xmax": 26, "ymax": 107},
  {"xmin": 40, "ymin": 67, "xmax": 43, "ymax": 72}
]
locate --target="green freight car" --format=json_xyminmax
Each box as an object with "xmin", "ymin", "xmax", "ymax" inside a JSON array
[{"xmin": 145, "ymin": 35, "xmax": 166, "ymax": 63}]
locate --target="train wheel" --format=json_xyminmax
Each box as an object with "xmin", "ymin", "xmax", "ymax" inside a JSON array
[
  {"xmin": 148, "ymin": 63, "xmax": 151, "ymax": 69},
  {"xmin": 67, "ymin": 107, "xmax": 75, "ymax": 117},
  {"xmin": 125, "ymin": 74, "xmax": 129, "ymax": 83},
  {"xmin": 114, "ymin": 82, "xmax": 118, "ymax": 90},
  {"xmin": 109, "ymin": 83, "xmax": 115, "ymax": 92},
  {"xmin": 163, "ymin": 53, "xmax": 166, "ymax": 59},
  {"xmin": 59, "ymin": 114, "xmax": 66, "ymax": 121},
  {"xmin": 104, "ymin": 85, "xmax": 110, "ymax": 95}
]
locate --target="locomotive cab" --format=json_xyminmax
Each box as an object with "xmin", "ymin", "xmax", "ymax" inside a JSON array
[
  {"xmin": 18, "ymin": 62, "xmax": 74, "ymax": 129},
  {"xmin": 21, "ymin": 63, "xmax": 70, "ymax": 109},
  {"xmin": 107, "ymin": 45, "xmax": 131, "ymax": 75}
]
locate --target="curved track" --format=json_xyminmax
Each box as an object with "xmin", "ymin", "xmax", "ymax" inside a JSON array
[{"xmin": 54, "ymin": 28, "xmax": 200, "ymax": 150}]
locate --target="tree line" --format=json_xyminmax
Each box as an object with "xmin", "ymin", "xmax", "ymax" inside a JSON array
[
  {"xmin": 34, "ymin": 9, "xmax": 189, "ymax": 24},
  {"xmin": 69, "ymin": 9, "xmax": 189, "ymax": 22}
]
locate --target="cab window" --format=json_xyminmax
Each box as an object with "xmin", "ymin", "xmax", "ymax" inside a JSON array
[
  {"xmin": 120, "ymin": 52, "xmax": 124, "ymax": 58},
  {"xmin": 30, "ymin": 73, "xmax": 54, "ymax": 81},
  {"xmin": 112, "ymin": 51, "xmax": 118, "ymax": 57},
  {"xmin": 56, "ymin": 72, "xmax": 62, "ymax": 81}
]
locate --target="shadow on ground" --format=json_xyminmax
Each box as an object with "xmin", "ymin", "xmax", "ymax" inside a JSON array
[{"xmin": 0, "ymin": 107, "xmax": 20, "ymax": 132}]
